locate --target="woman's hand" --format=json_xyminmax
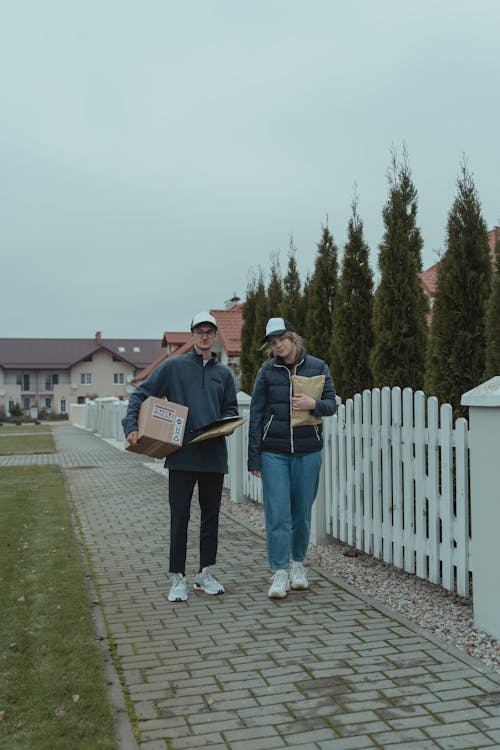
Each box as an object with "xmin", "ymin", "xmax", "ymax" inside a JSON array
[{"xmin": 291, "ymin": 393, "xmax": 316, "ymax": 411}]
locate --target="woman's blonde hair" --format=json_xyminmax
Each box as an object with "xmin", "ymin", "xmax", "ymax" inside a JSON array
[{"xmin": 261, "ymin": 330, "xmax": 305, "ymax": 360}]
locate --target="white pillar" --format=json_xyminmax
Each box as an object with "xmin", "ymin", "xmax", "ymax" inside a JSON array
[
  {"xmin": 228, "ymin": 391, "xmax": 252, "ymax": 504},
  {"xmin": 461, "ymin": 376, "xmax": 500, "ymax": 641}
]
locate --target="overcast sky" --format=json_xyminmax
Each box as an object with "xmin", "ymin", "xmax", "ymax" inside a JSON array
[{"xmin": 1, "ymin": 0, "xmax": 498, "ymax": 340}]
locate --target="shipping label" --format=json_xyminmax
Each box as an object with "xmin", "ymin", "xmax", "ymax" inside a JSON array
[{"xmin": 151, "ymin": 403, "xmax": 175, "ymax": 423}]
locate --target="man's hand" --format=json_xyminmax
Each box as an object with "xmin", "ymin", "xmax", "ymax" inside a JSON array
[
  {"xmin": 291, "ymin": 393, "xmax": 316, "ymax": 411},
  {"xmin": 250, "ymin": 470, "xmax": 261, "ymax": 478},
  {"xmin": 127, "ymin": 431, "xmax": 140, "ymax": 448}
]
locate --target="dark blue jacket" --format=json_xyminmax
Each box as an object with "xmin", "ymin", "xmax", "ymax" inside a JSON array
[
  {"xmin": 122, "ymin": 348, "xmax": 238, "ymax": 473},
  {"xmin": 247, "ymin": 349, "xmax": 336, "ymax": 471}
]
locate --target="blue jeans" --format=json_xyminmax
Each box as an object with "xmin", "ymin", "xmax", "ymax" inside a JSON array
[{"xmin": 260, "ymin": 451, "xmax": 322, "ymax": 570}]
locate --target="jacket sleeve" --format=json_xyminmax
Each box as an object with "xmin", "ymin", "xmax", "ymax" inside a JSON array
[
  {"xmin": 247, "ymin": 366, "xmax": 266, "ymax": 472},
  {"xmin": 311, "ymin": 363, "xmax": 337, "ymax": 418},
  {"xmin": 121, "ymin": 362, "xmax": 170, "ymax": 438},
  {"xmin": 221, "ymin": 369, "xmax": 239, "ymax": 419}
]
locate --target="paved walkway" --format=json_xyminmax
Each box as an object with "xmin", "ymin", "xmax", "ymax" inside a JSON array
[{"xmin": 6, "ymin": 425, "xmax": 500, "ymax": 749}]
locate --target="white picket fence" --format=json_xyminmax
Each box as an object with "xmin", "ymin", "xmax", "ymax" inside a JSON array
[
  {"xmin": 71, "ymin": 386, "xmax": 471, "ymax": 597},
  {"xmin": 324, "ymin": 387, "xmax": 470, "ymax": 596},
  {"xmin": 226, "ymin": 386, "xmax": 471, "ymax": 598}
]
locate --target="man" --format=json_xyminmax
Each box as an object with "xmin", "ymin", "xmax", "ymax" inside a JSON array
[{"xmin": 122, "ymin": 311, "xmax": 238, "ymax": 603}]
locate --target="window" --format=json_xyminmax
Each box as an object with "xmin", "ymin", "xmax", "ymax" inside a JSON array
[
  {"xmin": 45, "ymin": 398, "xmax": 52, "ymax": 409},
  {"xmin": 80, "ymin": 373, "xmax": 92, "ymax": 385},
  {"xmin": 118, "ymin": 346, "xmax": 126, "ymax": 353},
  {"xmin": 113, "ymin": 373, "xmax": 125, "ymax": 385},
  {"xmin": 133, "ymin": 346, "xmax": 140, "ymax": 352},
  {"xmin": 53, "ymin": 374, "xmax": 59, "ymax": 385},
  {"xmin": 60, "ymin": 399, "xmax": 67, "ymax": 414},
  {"xmin": 16, "ymin": 374, "xmax": 31, "ymax": 390}
]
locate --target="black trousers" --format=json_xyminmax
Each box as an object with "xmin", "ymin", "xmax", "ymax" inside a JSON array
[{"xmin": 168, "ymin": 470, "xmax": 225, "ymax": 574}]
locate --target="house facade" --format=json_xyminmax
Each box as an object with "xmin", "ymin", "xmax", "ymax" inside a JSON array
[{"xmin": 0, "ymin": 333, "xmax": 165, "ymax": 417}]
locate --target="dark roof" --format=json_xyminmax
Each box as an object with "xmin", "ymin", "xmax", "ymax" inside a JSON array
[{"xmin": 0, "ymin": 338, "xmax": 165, "ymax": 370}]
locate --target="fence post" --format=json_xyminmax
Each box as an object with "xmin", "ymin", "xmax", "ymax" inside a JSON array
[
  {"xmin": 310, "ymin": 458, "xmax": 329, "ymax": 545},
  {"xmin": 228, "ymin": 391, "xmax": 251, "ymax": 504},
  {"xmin": 461, "ymin": 376, "xmax": 500, "ymax": 641}
]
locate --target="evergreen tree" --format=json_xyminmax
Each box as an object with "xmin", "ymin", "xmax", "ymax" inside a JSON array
[
  {"xmin": 267, "ymin": 251, "xmax": 283, "ymax": 317},
  {"xmin": 331, "ymin": 199, "xmax": 374, "ymax": 400},
  {"xmin": 251, "ymin": 269, "xmax": 269, "ymax": 375},
  {"xmin": 485, "ymin": 238, "xmax": 500, "ymax": 378},
  {"xmin": 240, "ymin": 273, "xmax": 258, "ymax": 394},
  {"xmin": 370, "ymin": 147, "xmax": 428, "ymax": 390},
  {"xmin": 305, "ymin": 224, "xmax": 339, "ymax": 362},
  {"xmin": 282, "ymin": 239, "xmax": 304, "ymax": 331},
  {"xmin": 426, "ymin": 162, "xmax": 492, "ymax": 417}
]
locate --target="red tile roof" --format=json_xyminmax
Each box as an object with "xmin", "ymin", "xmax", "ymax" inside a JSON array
[{"xmin": 210, "ymin": 304, "xmax": 244, "ymax": 357}]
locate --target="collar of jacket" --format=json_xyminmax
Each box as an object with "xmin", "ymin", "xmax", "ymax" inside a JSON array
[
  {"xmin": 273, "ymin": 348, "xmax": 306, "ymax": 369},
  {"xmin": 189, "ymin": 347, "xmax": 217, "ymax": 365}
]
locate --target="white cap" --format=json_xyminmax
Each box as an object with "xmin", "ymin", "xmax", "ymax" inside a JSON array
[
  {"xmin": 191, "ymin": 311, "xmax": 217, "ymax": 330},
  {"xmin": 263, "ymin": 317, "xmax": 295, "ymax": 340}
]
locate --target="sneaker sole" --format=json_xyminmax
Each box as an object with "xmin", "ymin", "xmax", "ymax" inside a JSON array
[
  {"xmin": 290, "ymin": 583, "xmax": 309, "ymax": 590},
  {"xmin": 193, "ymin": 585, "xmax": 224, "ymax": 595},
  {"xmin": 168, "ymin": 595, "xmax": 188, "ymax": 602}
]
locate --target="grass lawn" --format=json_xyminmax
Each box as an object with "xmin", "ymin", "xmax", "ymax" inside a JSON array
[
  {"xmin": 0, "ymin": 465, "xmax": 120, "ymax": 750},
  {"xmin": 0, "ymin": 424, "xmax": 55, "ymax": 455}
]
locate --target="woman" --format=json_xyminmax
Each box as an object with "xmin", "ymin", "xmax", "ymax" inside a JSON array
[{"xmin": 247, "ymin": 317, "xmax": 337, "ymax": 598}]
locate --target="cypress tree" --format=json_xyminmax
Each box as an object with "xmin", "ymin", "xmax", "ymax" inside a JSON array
[
  {"xmin": 267, "ymin": 251, "xmax": 283, "ymax": 317},
  {"xmin": 282, "ymin": 239, "xmax": 304, "ymax": 331},
  {"xmin": 370, "ymin": 148, "xmax": 428, "ymax": 390},
  {"xmin": 485, "ymin": 238, "xmax": 500, "ymax": 378},
  {"xmin": 331, "ymin": 199, "xmax": 374, "ymax": 400},
  {"xmin": 240, "ymin": 273, "xmax": 258, "ymax": 394},
  {"xmin": 251, "ymin": 269, "xmax": 269, "ymax": 376},
  {"xmin": 305, "ymin": 224, "xmax": 339, "ymax": 362},
  {"xmin": 426, "ymin": 162, "xmax": 492, "ymax": 417}
]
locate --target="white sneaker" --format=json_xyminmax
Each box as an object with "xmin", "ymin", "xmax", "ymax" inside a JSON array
[
  {"xmin": 268, "ymin": 569, "xmax": 290, "ymax": 599},
  {"xmin": 290, "ymin": 561, "xmax": 308, "ymax": 590},
  {"xmin": 194, "ymin": 567, "xmax": 224, "ymax": 595},
  {"xmin": 168, "ymin": 573, "xmax": 188, "ymax": 602}
]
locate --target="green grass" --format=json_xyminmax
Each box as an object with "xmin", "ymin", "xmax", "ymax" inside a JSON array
[
  {"xmin": 0, "ymin": 424, "xmax": 55, "ymax": 455},
  {"xmin": 0, "ymin": 466, "xmax": 120, "ymax": 750}
]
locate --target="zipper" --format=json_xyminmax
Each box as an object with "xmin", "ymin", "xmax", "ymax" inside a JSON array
[
  {"xmin": 262, "ymin": 415, "xmax": 274, "ymax": 441},
  {"xmin": 313, "ymin": 425, "xmax": 320, "ymax": 441}
]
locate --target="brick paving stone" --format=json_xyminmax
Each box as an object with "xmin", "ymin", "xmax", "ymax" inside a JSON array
[{"xmin": 28, "ymin": 424, "xmax": 500, "ymax": 750}]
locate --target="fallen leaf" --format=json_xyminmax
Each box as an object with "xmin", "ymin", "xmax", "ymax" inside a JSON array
[
  {"xmin": 55, "ymin": 704, "xmax": 65, "ymax": 717},
  {"xmin": 0, "ymin": 710, "xmax": 5, "ymax": 721},
  {"xmin": 342, "ymin": 548, "xmax": 359, "ymax": 558},
  {"xmin": 17, "ymin": 595, "xmax": 26, "ymax": 603},
  {"xmin": 72, "ymin": 694, "xmax": 80, "ymax": 703}
]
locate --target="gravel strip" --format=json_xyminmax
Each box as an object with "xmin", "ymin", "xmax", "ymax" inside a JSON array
[{"xmin": 221, "ymin": 494, "xmax": 500, "ymax": 674}]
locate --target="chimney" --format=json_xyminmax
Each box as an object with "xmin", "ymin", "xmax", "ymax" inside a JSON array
[
  {"xmin": 225, "ymin": 293, "xmax": 240, "ymax": 310},
  {"xmin": 95, "ymin": 331, "xmax": 102, "ymax": 346}
]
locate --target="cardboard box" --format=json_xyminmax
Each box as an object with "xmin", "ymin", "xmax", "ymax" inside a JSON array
[{"xmin": 125, "ymin": 396, "xmax": 188, "ymax": 459}]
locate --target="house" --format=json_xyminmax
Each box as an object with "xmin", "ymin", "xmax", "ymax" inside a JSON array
[
  {"xmin": 0, "ymin": 332, "xmax": 165, "ymax": 417},
  {"xmin": 0, "ymin": 295, "xmax": 245, "ymax": 418},
  {"xmin": 419, "ymin": 226, "xmax": 499, "ymax": 308},
  {"xmin": 133, "ymin": 296, "xmax": 244, "ymax": 390}
]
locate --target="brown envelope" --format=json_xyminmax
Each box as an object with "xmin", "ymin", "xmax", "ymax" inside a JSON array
[{"xmin": 291, "ymin": 374, "xmax": 325, "ymax": 427}]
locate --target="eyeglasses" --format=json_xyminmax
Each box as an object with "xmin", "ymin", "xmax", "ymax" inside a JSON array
[{"xmin": 193, "ymin": 328, "xmax": 216, "ymax": 337}]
